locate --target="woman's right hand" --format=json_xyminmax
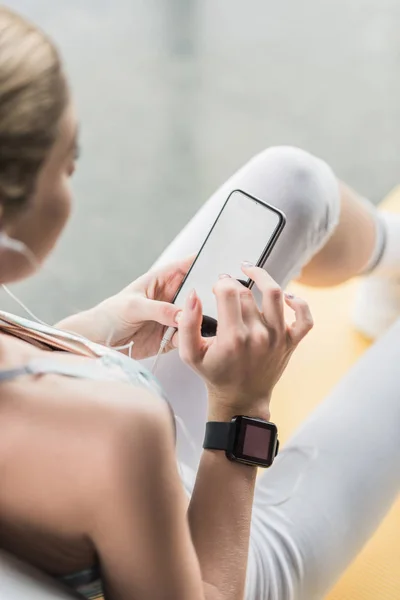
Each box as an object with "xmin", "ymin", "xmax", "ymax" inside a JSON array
[{"xmin": 178, "ymin": 262, "xmax": 313, "ymax": 421}]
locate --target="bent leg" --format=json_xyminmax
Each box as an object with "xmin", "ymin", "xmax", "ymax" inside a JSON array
[
  {"xmin": 152, "ymin": 146, "xmax": 341, "ymax": 289},
  {"xmin": 144, "ymin": 146, "xmax": 400, "ymax": 598},
  {"xmin": 299, "ymin": 181, "xmax": 380, "ymax": 286}
]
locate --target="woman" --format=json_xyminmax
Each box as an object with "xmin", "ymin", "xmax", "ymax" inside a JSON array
[{"xmin": 0, "ymin": 6, "xmax": 399, "ymax": 600}]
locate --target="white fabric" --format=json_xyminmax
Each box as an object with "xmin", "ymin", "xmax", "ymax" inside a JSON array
[
  {"xmin": 0, "ymin": 550, "xmax": 81, "ymax": 600},
  {"xmin": 352, "ymin": 274, "xmax": 400, "ymax": 339},
  {"xmin": 370, "ymin": 211, "xmax": 400, "ymax": 276}
]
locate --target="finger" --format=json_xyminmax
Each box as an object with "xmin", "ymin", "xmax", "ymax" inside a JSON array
[
  {"xmin": 213, "ymin": 276, "xmax": 245, "ymax": 340},
  {"xmin": 237, "ymin": 286, "xmax": 260, "ymax": 327},
  {"xmin": 134, "ymin": 296, "xmax": 182, "ymax": 327},
  {"xmin": 241, "ymin": 263, "xmax": 284, "ymax": 334},
  {"xmin": 178, "ymin": 289, "xmax": 205, "ymax": 365},
  {"xmin": 284, "ymin": 293, "xmax": 314, "ymax": 345},
  {"xmin": 150, "ymin": 254, "xmax": 196, "ymax": 282}
]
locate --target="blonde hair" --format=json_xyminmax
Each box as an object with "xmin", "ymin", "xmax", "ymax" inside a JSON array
[{"xmin": 0, "ymin": 6, "xmax": 68, "ymax": 210}]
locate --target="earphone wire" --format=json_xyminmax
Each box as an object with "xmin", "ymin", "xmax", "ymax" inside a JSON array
[
  {"xmin": 0, "ymin": 232, "xmax": 134, "ymax": 356},
  {"xmin": 1, "ymin": 284, "xmax": 49, "ymax": 326}
]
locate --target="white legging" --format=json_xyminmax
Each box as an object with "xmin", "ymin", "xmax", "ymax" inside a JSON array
[{"xmin": 142, "ymin": 147, "xmax": 400, "ymax": 600}]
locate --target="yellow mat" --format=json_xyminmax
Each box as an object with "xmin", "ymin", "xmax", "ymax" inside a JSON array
[{"xmin": 273, "ymin": 187, "xmax": 400, "ymax": 600}]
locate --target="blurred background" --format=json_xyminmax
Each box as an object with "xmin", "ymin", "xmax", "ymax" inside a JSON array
[{"xmin": 4, "ymin": 0, "xmax": 400, "ymax": 322}]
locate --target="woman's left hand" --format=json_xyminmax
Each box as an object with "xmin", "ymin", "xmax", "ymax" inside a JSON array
[{"xmin": 57, "ymin": 256, "xmax": 194, "ymax": 359}]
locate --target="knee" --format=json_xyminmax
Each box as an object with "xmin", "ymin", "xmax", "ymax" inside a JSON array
[{"xmin": 254, "ymin": 146, "xmax": 340, "ymax": 237}]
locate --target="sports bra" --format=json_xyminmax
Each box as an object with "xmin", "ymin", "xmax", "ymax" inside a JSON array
[{"xmin": 0, "ymin": 309, "xmax": 172, "ymax": 599}]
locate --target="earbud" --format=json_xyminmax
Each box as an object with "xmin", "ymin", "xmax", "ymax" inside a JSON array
[
  {"xmin": 0, "ymin": 231, "xmax": 27, "ymax": 253},
  {"xmin": 0, "ymin": 231, "xmax": 38, "ymax": 271},
  {"xmin": 0, "ymin": 230, "xmax": 45, "ymax": 324}
]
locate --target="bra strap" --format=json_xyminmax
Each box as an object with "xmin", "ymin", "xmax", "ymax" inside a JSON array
[{"xmin": 0, "ymin": 365, "xmax": 32, "ymax": 382}]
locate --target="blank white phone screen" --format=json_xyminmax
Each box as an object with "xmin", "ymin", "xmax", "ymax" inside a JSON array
[{"xmin": 174, "ymin": 191, "xmax": 283, "ymax": 321}]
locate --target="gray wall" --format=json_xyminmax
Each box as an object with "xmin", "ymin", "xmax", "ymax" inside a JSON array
[{"xmin": 4, "ymin": 0, "xmax": 400, "ymax": 322}]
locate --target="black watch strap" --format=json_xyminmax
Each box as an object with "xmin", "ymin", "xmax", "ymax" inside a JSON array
[{"xmin": 203, "ymin": 421, "xmax": 232, "ymax": 450}]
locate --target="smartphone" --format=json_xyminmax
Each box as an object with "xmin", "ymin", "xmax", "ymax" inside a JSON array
[{"xmin": 173, "ymin": 189, "xmax": 286, "ymax": 336}]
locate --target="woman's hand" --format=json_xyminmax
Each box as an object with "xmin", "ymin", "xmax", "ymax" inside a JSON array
[
  {"xmin": 178, "ymin": 262, "xmax": 313, "ymax": 420},
  {"xmin": 57, "ymin": 256, "xmax": 194, "ymax": 360}
]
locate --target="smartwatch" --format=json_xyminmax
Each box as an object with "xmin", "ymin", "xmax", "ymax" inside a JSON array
[{"xmin": 203, "ymin": 415, "xmax": 279, "ymax": 468}]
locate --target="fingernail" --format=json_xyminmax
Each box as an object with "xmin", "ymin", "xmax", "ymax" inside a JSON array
[
  {"xmin": 174, "ymin": 310, "xmax": 183, "ymax": 324},
  {"xmin": 218, "ymin": 273, "xmax": 231, "ymax": 279},
  {"xmin": 188, "ymin": 289, "xmax": 197, "ymax": 309},
  {"xmin": 241, "ymin": 260, "xmax": 254, "ymax": 268},
  {"xmin": 285, "ymin": 292, "xmax": 295, "ymax": 300}
]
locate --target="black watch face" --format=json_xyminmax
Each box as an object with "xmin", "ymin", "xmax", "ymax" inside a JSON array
[{"xmin": 228, "ymin": 416, "xmax": 278, "ymax": 468}]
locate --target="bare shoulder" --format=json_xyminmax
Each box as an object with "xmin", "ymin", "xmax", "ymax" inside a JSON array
[
  {"xmin": 0, "ymin": 368, "xmax": 173, "ymax": 469},
  {"xmin": 0, "ymin": 356, "xmax": 174, "ymax": 536},
  {"xmin": 0, "ymin": 331, "xmax": 173, "ymax": 465},
  {"xmin": 0, "ymin": 334, "xmax": 176, "ymax": 572}
]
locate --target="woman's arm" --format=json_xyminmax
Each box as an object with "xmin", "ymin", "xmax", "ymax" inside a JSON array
[
  {"xmin": 90, "ymin": 394, "xmax": 256, "ymax": 600},
  {"xmin": 187, "ymin": 437, "xmax": 258, "ymax": 599}
]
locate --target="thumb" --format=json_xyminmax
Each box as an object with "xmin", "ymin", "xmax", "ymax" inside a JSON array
[
  {"xmin": 178, "ymin": 289, "xmax": 204, "ymax": 366},
  {"xmin": 134, "ymin": 296, "xmax": 181, "ymax": 327}
]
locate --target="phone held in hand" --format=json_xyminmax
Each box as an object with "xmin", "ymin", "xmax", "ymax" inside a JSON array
[{"xmin": 173, "ymin": 189, "xmax": 286, "ymax": 337}]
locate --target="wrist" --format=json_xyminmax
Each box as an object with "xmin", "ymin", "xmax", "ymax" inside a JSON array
[
  {"xmin": 201, "ymin": 446, "xmax": 259, "ymax": 477},
  {"xmin": 56, "ymin": 308, "xmax": 97, "ymax": 339},
  {"xmin": 203, "ymin": 414, "xmax": 279, "ymax": 469},
  {"xmin": 58, "ymin": 302, "xmax": 115, "ymax": 347},
  {"xmin": 207, "ymin": 392, "xmax": 271, "ymax": 423}
]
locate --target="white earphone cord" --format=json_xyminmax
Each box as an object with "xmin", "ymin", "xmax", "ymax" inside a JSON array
[{"xmin": 0, "ymin": 232, "xmax": 134, "ymax": 355}]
